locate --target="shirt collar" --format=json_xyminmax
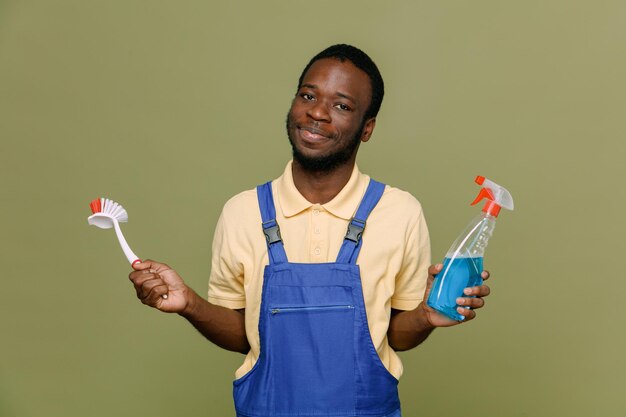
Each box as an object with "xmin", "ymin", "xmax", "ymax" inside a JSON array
[{"xmin": 276, "ymin": 160, "xmax": 370, "ymax": 220}]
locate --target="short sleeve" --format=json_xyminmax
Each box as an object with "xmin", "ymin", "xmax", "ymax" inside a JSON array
[
  {"xmin": 390, "ymin": 203, "xmax": 431, "ymax": 311},
  {"xmin": 207, "ymin": 208, "xmax": 246, "ymax": 309}
]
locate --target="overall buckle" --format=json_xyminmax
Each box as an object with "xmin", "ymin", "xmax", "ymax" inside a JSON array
[
  {"xmin": 262, "ymin": 220, "xmax": 282, "ymax": 244},
  {"xmin": 345, "ymin": 218, "xmax": 366, "ymax": 243}
]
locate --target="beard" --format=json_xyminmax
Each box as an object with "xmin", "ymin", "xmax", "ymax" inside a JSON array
[{"xmin": 286, "ymin": 111, "xmax": 365, "ymax": 173}]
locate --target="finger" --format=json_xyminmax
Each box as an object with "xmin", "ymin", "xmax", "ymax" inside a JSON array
[
  {"xmin": 481, "ymin": 270, "xmax": 490, "ymax": 280},
  {"xmin": 456, "ymin": 306, "xmax": 476, "ymax": 321},
  {"xmin": 139, "ymin": 277, "xmax": 169, "ymax": 303},
  {"xmin": 133, "ymin": 259, "xmax": 171, "ymax": 273},
  {"xmin": 129, "ymin": 270, "xmax": 158, "ymax": 285},
  {"xmin": 456, "ymin": 296, "xmax": 485, "ymax": 309},
  {"xmin": 463, "ymin": 285, "xmax": 491, "ymax": 297},
  {"xmin": 428, "ymin": 263, "xmax": 443, "ymax": 276},
  {"xmin": 130, "ymin": 272, "xmax": 162, "ymax": 299},
  {"xmin": 132, "ymin": 274, "xmax": 158, "ymax": 298},
  {"xmin": 146, "ymin": 283, "xmax": 169, "ymax": 304},
  {"xmin": 143, "ymin": 283, "xmax": 170, "ymax": 305},
  {"xmin": 132, "ymin": 261, "xmax": 153, "ymax": 271}
]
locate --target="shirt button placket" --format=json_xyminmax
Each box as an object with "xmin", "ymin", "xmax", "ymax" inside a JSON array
[{"xmin": 311, "ymin": 205, "xmax": 323, "ymax": 260}]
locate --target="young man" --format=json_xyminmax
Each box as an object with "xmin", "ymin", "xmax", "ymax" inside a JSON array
[{"xmin": 129, "ymin": 44, "xmax": 491, "ymax": 417}]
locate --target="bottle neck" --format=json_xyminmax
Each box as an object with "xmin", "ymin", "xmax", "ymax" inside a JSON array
[{"xmin": 482, "ymin": 200, "xmax": 501, "ymax": 217}]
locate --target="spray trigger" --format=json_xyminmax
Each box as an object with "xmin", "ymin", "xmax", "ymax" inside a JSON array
[{"xmin": 471, "ymin": 188, "xmax": 495, "ymax": 206}]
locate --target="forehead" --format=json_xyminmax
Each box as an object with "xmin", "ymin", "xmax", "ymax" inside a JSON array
[{"xmin": 300, "ymin": 58, "xmax": 372, "ymax": 106}]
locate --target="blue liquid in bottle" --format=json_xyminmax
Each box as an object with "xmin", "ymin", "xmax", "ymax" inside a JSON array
[{"xmin": 427, "ymin": 257, "xmax": 483, "ymax": 321}]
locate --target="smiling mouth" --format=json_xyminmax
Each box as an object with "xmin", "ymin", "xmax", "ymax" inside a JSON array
[{"xmin": 298, "ymin": 126, "xmax": 330, "ymax": 142}]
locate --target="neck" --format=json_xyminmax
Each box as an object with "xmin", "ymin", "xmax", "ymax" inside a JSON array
[{"xmin": 291, "ymin": 158, "xmax": 356, "ymax": 204}]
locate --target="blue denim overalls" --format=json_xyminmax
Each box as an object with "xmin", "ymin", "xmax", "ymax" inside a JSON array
[{"xmin": 233, "ymin": 179, "xmax": 401, "ymax": 417}]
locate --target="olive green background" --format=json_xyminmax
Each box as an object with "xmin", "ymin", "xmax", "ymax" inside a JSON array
[{"xmin": 1, "ymin": 1, "xmax": 624, "ymax": 416}]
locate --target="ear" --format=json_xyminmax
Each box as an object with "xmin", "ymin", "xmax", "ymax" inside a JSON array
[{"xmin": 360, "ymin": 118, "xmax": 376, "ymax": 143}]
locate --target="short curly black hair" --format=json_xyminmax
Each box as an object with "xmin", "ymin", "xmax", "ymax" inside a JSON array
[{"xmin": 297, "ymin": 44, "xmax": 384, "ymax": 121}]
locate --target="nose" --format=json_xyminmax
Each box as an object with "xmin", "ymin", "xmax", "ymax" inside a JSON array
[{"xmin": 307, "ymin": 100, "xmax": 331, "ymax": 122}]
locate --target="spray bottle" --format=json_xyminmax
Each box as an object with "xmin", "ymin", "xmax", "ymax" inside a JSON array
[{"xmin": 427, "ymin": 176, "xmax": 514, "ymax": 321}]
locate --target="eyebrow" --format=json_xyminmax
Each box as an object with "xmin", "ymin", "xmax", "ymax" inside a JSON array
[
  {"xmin": 336, "ymin": 92, "xmax": 356, "ymax": 104},
  {"xmin": 300, "ymin": 83, "xmax": 357, "ymax": 104}
]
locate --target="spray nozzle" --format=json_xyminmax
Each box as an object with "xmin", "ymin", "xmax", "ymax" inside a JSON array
[{"xmin": 470, "ymin": 175, "xmax": 514, "ymax": 217}]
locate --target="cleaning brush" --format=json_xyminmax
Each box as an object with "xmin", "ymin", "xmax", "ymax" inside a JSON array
[
  {"xmin": 88, "ymin": 197, "xmax": 168, "ymax": 299},
  {"xmin": 87, "ymin": 198, "xmax": 141, "ymax": 265}
]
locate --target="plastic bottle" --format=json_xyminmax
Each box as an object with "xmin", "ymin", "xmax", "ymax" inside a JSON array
[{"xmin": 427, "ymin": 176, "xmax": 514, "ymax": 321}]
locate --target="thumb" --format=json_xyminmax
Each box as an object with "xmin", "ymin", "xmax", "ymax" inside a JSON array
[
  {"xmin": 133, "ymin": 259, "xmax": 172, "ymax": 273},
  {"xmin": 132, "ymin": 259, "xmax": 160, "ymax": 271},
  {"xmin": 428, "ymin": 263, "xmax": 443, "ymax": 277}
]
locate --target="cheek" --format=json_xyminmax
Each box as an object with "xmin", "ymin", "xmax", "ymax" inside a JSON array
[
  {"xmin": 289, "ymin": 101, "xmax": 307, "ymax": 118},
  {"xmin": 336, "ymin": 116, "xmax": 361, "ymax": 136},
  {"xmin": 286, "ymin": 109, "xmax": 302, "ymax": 131}
]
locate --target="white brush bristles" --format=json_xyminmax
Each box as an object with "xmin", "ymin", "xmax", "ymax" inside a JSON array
[
  {"xmin": 101, "ymin": 198, "xmax": 129, "ymax": 223},
  {"xmin": 88, "ymin": 197, "xmax": 140, "ymax": 265}
]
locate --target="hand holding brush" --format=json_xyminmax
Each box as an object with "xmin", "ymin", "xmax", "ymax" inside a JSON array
[
  {"xmin": 87, "ymin": 197, "xmax": 168, "ymax": 299},
  {"xmin": 88, "ymin": 198, "xmax": 249, "ymax": 351},
  {"xmin": 129, "ymin": 260, "xmax": 190, "ymax": 312}
]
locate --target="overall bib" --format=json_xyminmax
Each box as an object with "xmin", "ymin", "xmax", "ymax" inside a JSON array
[{"xmin": 233, "ymin": 179, "xmax": 401, "ymax": 417}]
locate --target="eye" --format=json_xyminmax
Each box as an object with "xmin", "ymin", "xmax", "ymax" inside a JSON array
[
  {"xmin": 300, "ymin": 93, "xmax": 315, "ymax": 101},
  {"xmin": 335, "ymin": 103, "xmax": 351, "ymax": 111}
]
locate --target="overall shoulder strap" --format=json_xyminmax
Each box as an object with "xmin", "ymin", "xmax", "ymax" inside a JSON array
[
  {"xmin": 336, "ymin": 179, "xmax": 386, "ymax": 264},
  {"xmin": 256, "ymin": 181, "xmax": 288, "ymax": 264}
]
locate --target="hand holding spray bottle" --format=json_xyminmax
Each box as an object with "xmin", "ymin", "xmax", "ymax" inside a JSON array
[{"xmin": 427, "ymin": 176, "xmax": 514, "ymax": 321}]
